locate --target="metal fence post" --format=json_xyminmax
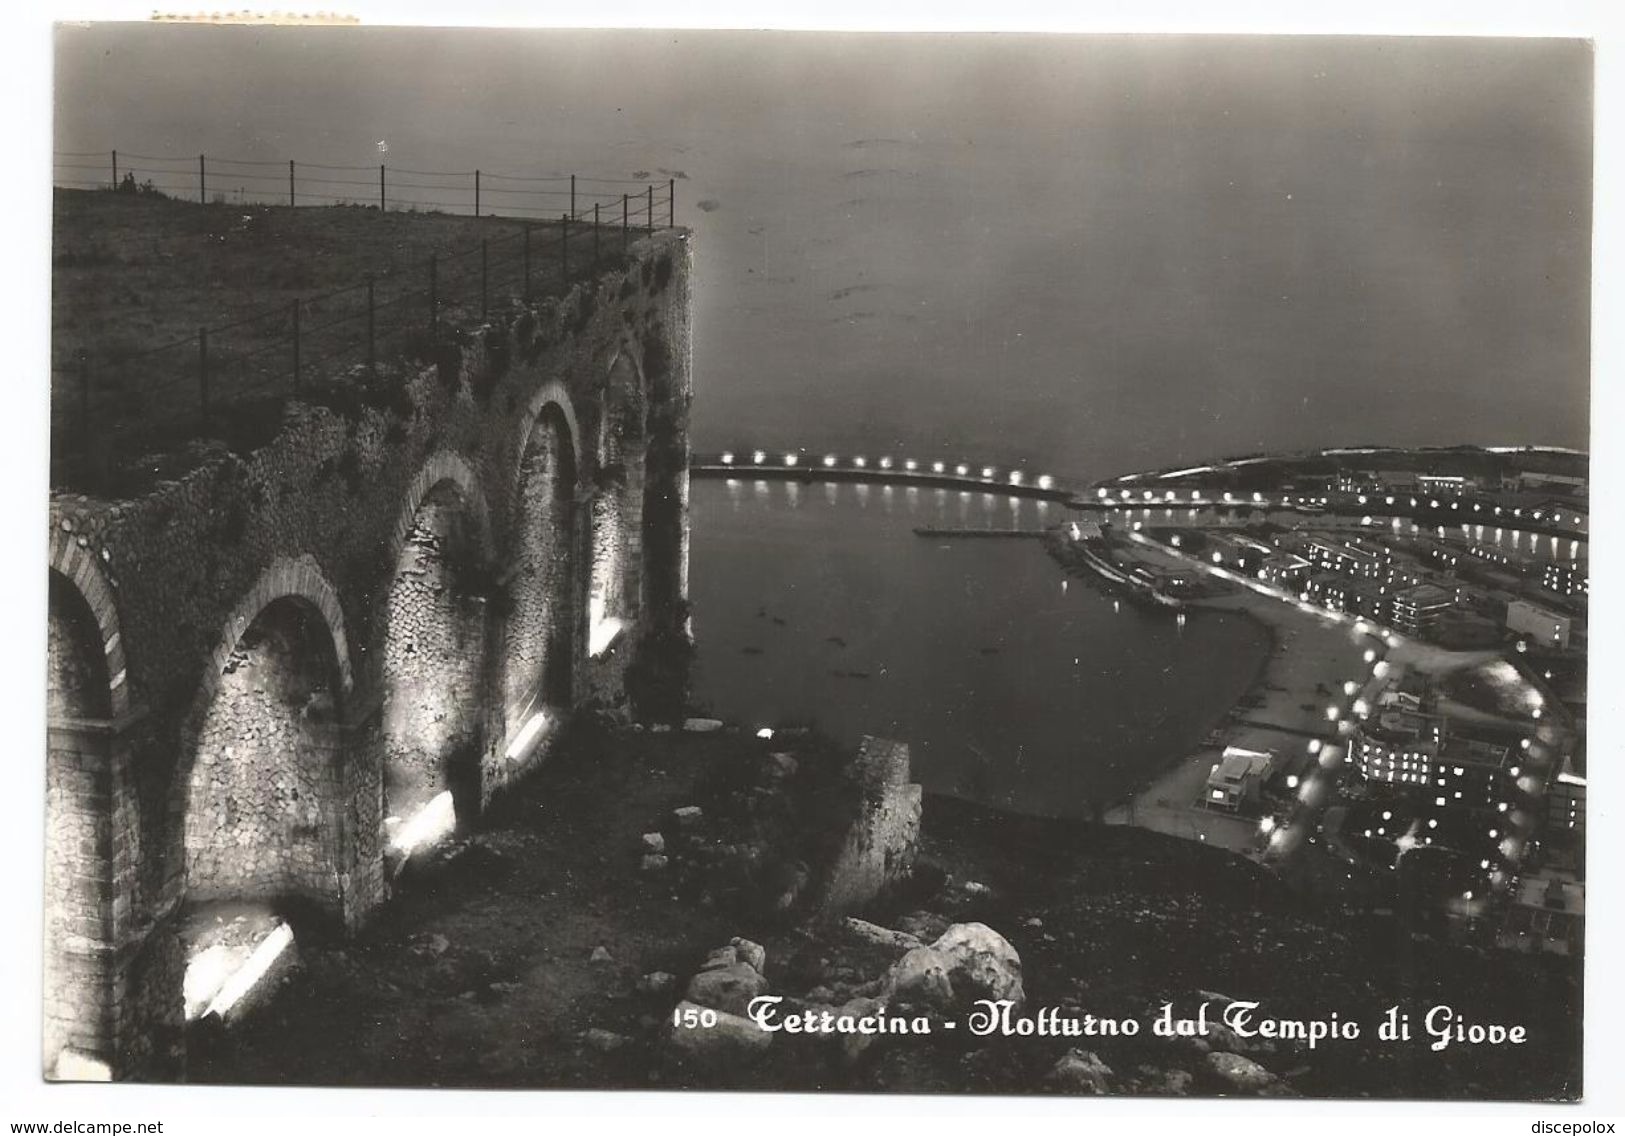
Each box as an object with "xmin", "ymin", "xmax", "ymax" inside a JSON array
[
  {"xmin": 481, "ymin": 240, "xmax": 489, "ymax": 319},
  {"xmin": 366, "ymin": 276, "xmax": 376, "ymax": 377},
  {"xmin": 561, "ymin": 213, "xmax": 569, "ymax": 281},
  {"xmin": 291, "ymin": 300, "xmax": 301, "ymax": 390},
  {"xmin": 669, "ymin": 178, "xmax": 675, "ymax": 227},
  {"xmin": 622, "ymin": 193, "xmax": 629, "ymax": 251},
  {"xmin": 198, "ymin": 327, "xmax": 210, "ymax": 428},
  {"xmin": 570, "ymin": 175, "xmax": 576, "ymax": 218},
  {"xmin": 289, "ymin": 159, "xmax": 296, "ymax": 207},
  {"xmin": 475, "ymin": 169, "xmax": 481, "ymax": 218},
  {"xmin": 593, "ymin": 204, "xmax": 600, "ymax": 273},
  {"xmin": 523, "ymin": 224, "xmax": 532, "ymax": 300},
  {"xmin": 199, "ymin": 154, "xmax": 207, "ymax": 204},
  {"xmin": 111, "ymin": 151, "xmax": 118, "ymax": 189},
  {"xmin": 380, "ymin": 164, "xmax": 386, "ymax": 212},
  {"xmin": 429, "ymin": 255, "xmax": 439, "ymax": 331},
  {"xmin": 647, "ymin": 185, "xmax": 654, "ymax": 234}
]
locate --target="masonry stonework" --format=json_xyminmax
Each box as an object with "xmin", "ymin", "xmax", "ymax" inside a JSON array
[{"xmin": 43, "ymin": 230, "xmax": 693, "ymax": 1080}]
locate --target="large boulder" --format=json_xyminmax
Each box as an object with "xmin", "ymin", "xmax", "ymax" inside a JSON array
[
  {"xmin": 666, "ymin": 1001, "xmax": 772, "ymax": 1064},
  {"xmin": 1206, "ymin": 1051, "xmax": 1279, "ymax": 1093},
  {"xmin": 686, "ymin": 961, "xmax": 769, "ymax": 1018},
  {"xmin": 731, "ymin": 937, "xmax": 768, "ymax": 974},
  {"xmin": 931, "ymin": 922, "xmax": 1024, "ymax": 1005},
  {"xmin": 885, "ymin": 946, "xmax": 955, "ymax": 1010},
  {"xmin": 843, "ymin": 917, "xmax": 924, "ymax": 955},
  {"xmin": 895, "ymin": 910, "xmax": 952, "ymax": 942},
  {"xmin": 699, "ymin": 945, "xmax": 740, "ymax": 971},
  {"xmin": 1137, "ymin": 1067, "xmax": 1193, "ymax": 1096},
  {"xmin": 1047, "ymin": 1048, "xmax": 1114, "ymax": 1095},
  {"xmin": 837, "ymin": 996, "xmax": 888, "ymax": 1066}
]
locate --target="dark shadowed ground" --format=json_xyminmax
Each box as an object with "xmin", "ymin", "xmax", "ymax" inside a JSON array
[{"xmin": 188, "ymin": 720, "xmax": 1581, "ymax": 1100}]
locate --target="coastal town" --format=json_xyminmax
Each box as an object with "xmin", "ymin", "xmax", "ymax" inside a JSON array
[{"xmin": 1050, "ymin": 445, "xmax": 1585, "ymax": 957}]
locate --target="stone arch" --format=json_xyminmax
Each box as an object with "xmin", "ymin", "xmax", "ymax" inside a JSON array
[
  {"xmin": 176, "ymin": 589, "xmax": 352, "ymax": 1023},
  {"xmin": 386, "ymin": 450, "xmax": 493, "ymax": 572},
  {"xmin": 589, "ymin": 348, "xmax": 647, "ymax": 653},
  {"xmin": 163, "ymin": 555, "xmax": 368, "ymax": 1026},
  {"xmin": 198, "ymin": 555, "xmax": 354, "ymax": 709},
  {"xmin": 44, "ymin": 561, "xmax": 124, "ymax": 1076},
  {"xmin": 509, "ymin": 380, "xmax": 582, "ymax": 517},
  {"xmin": 180, "ymin": 579, "xmax": 352, "ymax": 906},
  {"xmin": 48, "ymin": 533, "xmax": 129, "ymax": 717},
  {"xmin": 501, "ymin": 387, "xmax": 580, "ymax": 769},
  {"xmin": 379, "ymin": 453, "xmax": 494, "ymax": 846}
]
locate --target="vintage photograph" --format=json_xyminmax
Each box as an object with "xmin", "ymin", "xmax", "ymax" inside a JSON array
[{"xmin": 42, "ymin": 23, "xmax": 1589, "ymax": 1100}]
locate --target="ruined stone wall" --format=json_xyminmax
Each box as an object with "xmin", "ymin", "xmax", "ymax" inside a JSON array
[
  {"xmin": 44, "ymin": 578, "xmax": 114, "ymax": 1071},
  {"xmin": 381, "ymin": 497, "xmax": 487, "ymax": 819},
  {"xmin": 44, "ymin": 229, "xmax": 693, "ymax": 1079}
]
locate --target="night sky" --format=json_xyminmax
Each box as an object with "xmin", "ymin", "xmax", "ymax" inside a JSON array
[{"xmin": 53, "ymin": 26, "xmax": 1592, "ymax": 481}]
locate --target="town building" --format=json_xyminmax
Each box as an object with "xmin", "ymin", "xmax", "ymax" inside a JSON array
[
  {"xmin": 1206, "ymin": 533, "xmax": 1274, "ymax": 573},
  {"xmin": 1548, "ymin": 769, "xmax": 1586, "ymax": 873},
  {"xmin": 1389, "ymin": 582, "xmax": 1458, "ymax": 639},
  {"xmin": 1302, "ymin": 536, "xmax": 1391, "ymax": 581},
  {"xmin": 1377, "ymin": 670, "xmax": 1431, "ymax": 713},
  {"xmin": 1205, "ymin": 746, "xmax": 1275, "ymax": 812},
  {"xmin": 1258, "ymin": 551, "xmax": 1311, "ymax": 589},
  {"xmin": 1353, "ymin": 711, "xmax": 1444, "ymax": 787},
  {"xmin": 1302, "ymin": 572, "xmax": 1387, "ymax": 620},
  {"xmin": 1513, "ymin": 470, "xmax": 1587, "ymax": 496},
  {"xmin": 1352, "ymin": 715, "xmax": 1523, "ymax": 812},
  {"xmin": 1507, "ymin": 598, "xmax": 1572, "ymax": 649},
  {"xmin": 1335, "ymin": 471, "xmax": 1376, "ymax": 495},
  {"xmin": 1432, "ymin": 725, "xmax": 1520, "ymax": 810},
  {"xmin": 1541, "ymin": 562, "xmax": 1589, "ymax": 600},
  {"xmin": 1497, "ymin": 872, "xmax": 1584, "ymax": 957}
]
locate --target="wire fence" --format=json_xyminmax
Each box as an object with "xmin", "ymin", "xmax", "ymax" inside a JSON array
[
  {"xmin": 54, "ymin": 149, "xmax": 675, "ymax": 224},
  {"xmin": 51, "ymin": 151, "xmax": 678, "ymax": 489}
]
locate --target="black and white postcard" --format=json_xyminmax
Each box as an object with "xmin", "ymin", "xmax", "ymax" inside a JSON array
[{"xmin": 19, "ymin": 8, "xmax": 1613, "ymax": 1120}]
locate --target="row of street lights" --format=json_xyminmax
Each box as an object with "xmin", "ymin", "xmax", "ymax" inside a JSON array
[
  {"xmin": 716, "ymin": 450, "xmax": 1056, "ymax": 491},
  {"xmin": 1094, "ymin": 483, "xmax": 1585, "ymax": 533}
]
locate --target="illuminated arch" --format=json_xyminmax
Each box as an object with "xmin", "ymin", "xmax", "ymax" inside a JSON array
[
  {"xmin": 379, "ymin": 452, "xmax": 494, "ymax": 841},
  {"xmin": 501, "ymin": 386, "xmax": 581, "ymax": 769},
  {"xmin": 47, "ymin": 532, "xmax": 129, "ymax": 717},
  {"xmin": 589, "ymin": 348, "xmax": 647, "ymax": 651},
  {"xmin": 43, "ymin": 549, "xmax": 127, "ymax": 1078}
]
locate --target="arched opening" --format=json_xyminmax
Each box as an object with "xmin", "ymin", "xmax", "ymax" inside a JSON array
[
  {"xmin": 380, "ymin": 480, "xmax": 489, "ymax": 853},
  {"xmin": 505, "ymin": 403, "xmax": 578, "ymax": 759},
  {"xmin": 45, "ymin": 571, "xmax": 115, "ymax": 1075},
  {"xmin": 589, "ymin": 353, "xmax": 646, "ymax": 656},
  {"xmin": 180, "ymin": 596, "xmax": 345, "ymax": 1022}
]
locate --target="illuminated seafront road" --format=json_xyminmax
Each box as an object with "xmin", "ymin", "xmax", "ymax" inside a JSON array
[{"xmin": 691, "ymin": 450, "xmax": 1072, "ymax": 502}]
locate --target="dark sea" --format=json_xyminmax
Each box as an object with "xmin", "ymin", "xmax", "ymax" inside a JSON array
[{"xmin": 689, "ymin": 477, "xmax": 1271, "ymax": 818}]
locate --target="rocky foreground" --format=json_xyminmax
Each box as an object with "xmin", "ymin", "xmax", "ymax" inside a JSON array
[{"xmin": 190, "ymin": 719, "xmax": 1582, "ymax": 1100}]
